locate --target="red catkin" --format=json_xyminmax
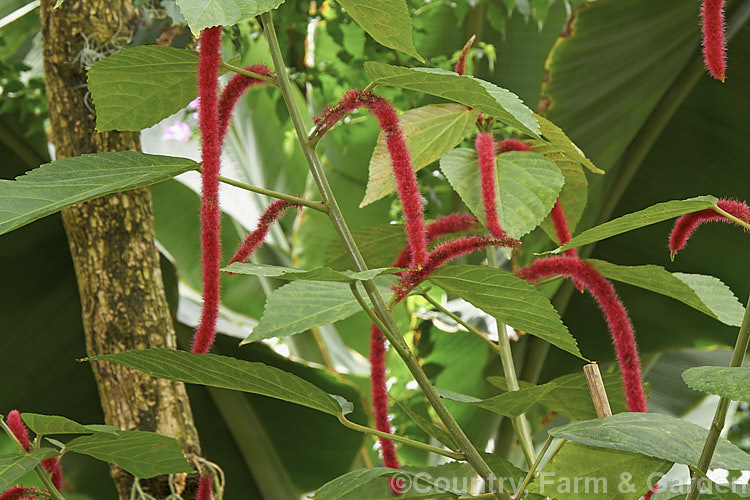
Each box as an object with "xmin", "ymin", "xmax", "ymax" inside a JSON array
[
  {"xmin": 454, "ymin": 35, "xmax": 476, "ymax": 76},
  {"xmin": 669, "ymin": 199, "xmax": 750, "ymax": 258},
  {"xmin": 475, "ymin": 133, "xmax": 506, "ymax": 238},
  {"xmin": 701, "ymin": 0, "xmax": 727, "ymax": 81},
  {"xmin": 197, "ymin": 474, "xmax": 213, "ymax": 500},
  {"xmin": 369, "ymin": 323, "xmax": 403, "ymax": 495},
  {"xmin": 314, "ymin": 90, "xmax": 427, "ymax": 268},
  {"xmin": 228, "ymin": 200, "xmax": 301, "ymax": 266},
  {"xmin": 192, "ymin": 26, "xmax": 223, "ymax": 355},
  {"xmin": 392, "ymin": 213, "xmax": 479, "ymax": 269},
  {"xmin": 496, "ymin": 138, "xmax": 532, "ymax": 155},
  {"xmin": 517, "ymin": 256, "xmax": 647, "ymax": 412},
  {"xmin": 6, "ymin": 411, "xmax": 31, "ymax": 452},
  {"xmin": 0, "ymin": 486, "xmax": 42, "ymax": 500},
  {"xmin": 394, "ymin": 235, "xmax": 521, "ymax": 302},
  {"xmin": 218, "ymin": 64, "xmax": 271, "ymax": 142}
]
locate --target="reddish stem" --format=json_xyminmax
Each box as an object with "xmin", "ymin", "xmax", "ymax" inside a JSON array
[
  {"xmin": 218, "ymin": 64, "xmax": 272, "ymax": 142},
  {"xmin": 228, "ymin": 200, "xmax": 301, "ymax": 266},
  {"xmin": 669, "ymin": 198, "xmax": 750, "ymax": 258},
  {"xmin": 517, "ymin": 256, "xmax": 647, "ymax": 412},
  {"xmin": 315, "ymin": 90, "xmax": 427, "ymax": 268},
  {"xmin": 475, "ymin": 133, "xmax": 506, "ymax": 238},
  {"xmin": 392, "ymin": 213, "xmax": 479, "ymax": 269},
  {"xmin": 192, "ymin": 26, "xmax": 224, "ymax": 355},
  {"xmin": 701, "ymin": 0, "xmax": 727, "ymax": 81}
]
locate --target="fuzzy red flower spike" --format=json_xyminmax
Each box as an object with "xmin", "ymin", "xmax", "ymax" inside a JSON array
[
  {"xmin": 701, "ymin": 0, "xmax": 727, "ymax": 81},
  {"xmin": 669, "ymin": 199, "xmax": 750, "ymax": 259}
]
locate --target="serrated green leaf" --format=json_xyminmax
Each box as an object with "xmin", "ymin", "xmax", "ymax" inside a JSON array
[
  {"xmin": 440, "ymin": 149, "xmax": 563, "ymax": 239},
  {"xmin": 65, "ymin": 430, "xmax": 193, "ymax": 478},
  {"xmin": 361, "ymin": 104, "xmax": 478, "ymax": 206},
  {"xmin": 428, "ymin": 265, "xmax": 584, "ymax": 359},
  {"xmin": 245, "ymin": 279, "xmax": 394, "ymax": 343},
  {"xmin": 364, "ymin": 62, "xmax": 539, "ymax": 137},
  {"xmin": 337, "ymin": 0, "xmax": 422, "ymax": 61},
  {"xmin": 87, "ymin": 349, "xmax": 342, "ymax": 416},
  {"xmin": 0, "ymin": 152, "xmax": 197, "ymax": 235},
  {"xmin": 476, "ymin": 383, "xmax": 558, "ymax": 418},
  {"xmin": 393, "ymin": 399, "xmax": 458, "ymax": 451},
  {"xmin": 587, "ymin": 259, "xmax": 745, "ymax": 327},
  {"xmin": 175, "ymin": 0, "xmax": 285, "ymax": 32},
  {"xmin": 527, "ymin": 442, "xmax": 671, "ymax": 499},
  {"xmin": 222, "ymin": 262, "xmax": 400, "ymax": 282},
  {"xmin": 551, "ymin": 196, "xmax": 719, "ymax": 253},
  {"xmin": 0, "ymin": 449, "xmax": 58, "ymax": 491},
  {"xmin": 21, "ymin": 413, "xmax": 116, "ymax": 435},
  {"xmin": 325, "ymin": 224, "xmax": 406, "ymax": 270},
  {"xmin": 88, "ymin": 46, "xmax": 201, "ymax": 131},
  {"xmin": 533, "ymin": 114, "xmax": 603, "ymax": 174},
  {"xmin": 548, "ymin": 412, "xmax": 750, "ymax": 470},
  {"xmin": 682, "ymin": 367, "xmax": 750, "ymax": 403}
]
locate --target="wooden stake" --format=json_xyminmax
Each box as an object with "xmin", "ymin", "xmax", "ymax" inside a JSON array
[{"xmin": 584, "ymin": 363, "xmax": 613, "ymax": 418}]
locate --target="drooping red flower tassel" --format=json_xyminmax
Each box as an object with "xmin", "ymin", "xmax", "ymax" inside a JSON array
[
  {"xmin": 701, "ymin": 0, "xmax": 727, "ymax": 81},
  {"xmin": 496, "ymin": 138, "xmax": 532, "ymax": 154},
  {"xmin": 5, "ymin": 411, "xmax": 63, "ymax": 492},
  {"xmin": 197, "ymin": 474, "xmax": 213, "ymax": 500},
  {"xmin": 476, "ymin": 133, "xmax": 506, "ymax": 238},
  {"xmin": 394, "ymin": 235, "xmax": 521, "ymax": 302},
  {"xmin": 315, "ymin": 90, "xmax": 427, "ymax": 268},
  {"xmin": 228, "ymin": 200, "xmax": 301, "ymax": 266},
  {"xmin": 393, "ymin": 213, "xmax": 479, "ymax": 269},
  {"xmin": 517, "ymin": 256, "xmax": 647, "ymax": 412},
  {"xmin": 454, "ymin": 35, "xmax": 476, "ymax": 76},
  {"xmin": 218, "ymin": 64, "xmax": 272, "ymax": 141},
  {"xmin": 549, "ymin": 200, "xmax": 576, "ymax": 256},
  {"xmin": 669, "ymin": 199, "xmax": 750, "ymax": 258},
  {"xmin": 0, "ymin": 486, "xmax": 43, "ymax": 500},
  {"xmin": 369, "ymin": 323, "xmax": 403, "ymax": 495},
  {"xmin": 192, "ymin": 26, "xmax": 224, "ymax": 355}
]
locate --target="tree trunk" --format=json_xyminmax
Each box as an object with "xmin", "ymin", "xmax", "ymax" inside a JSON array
[{"xmin": 39, "ymin": 1, "xmax": 202, "ymax": 497}]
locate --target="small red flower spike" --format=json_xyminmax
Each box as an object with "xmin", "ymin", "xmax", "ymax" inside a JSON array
[
  {"xmin": 314, "ymin": 90, "xmax": 428, "ymax": 268},
  {"xmin": 0, "ymin": 486, "xmax": 43, "ymax": 500},
  {"xmin": 549, "ymin": 200, "xmax": 576, "ymax": 255},
  {"xmin": 669, "ymin": 198, "xmax": 750, "ymax": 259},
  {"xmin": 393, "ymin": 213, "xmax": 480, "ymax": 269},
  {"xmin": 197, "ymin": 474, "xmax": 213, "ymax": 500},
  {"xmin": 454, "ymin": 35, "xmax": 476, "ymax": 76},
  {"xmin": 394, "ymin": 235, "xmax": 521, "ymax": 302},
  {"xmin": 496, "ymin": 138, "xmax": 532, "ymax": 154},
  {"xmin": 192, "ymin": 26, "xmax": 223, "ymax": 355},
  {"xmin": 228, "ymin": 200, "xmax": 301, "ymax": 266},
  {"xmin": 475, "ymin": 133, "xmax": 506, "ymax": 238},
  {"xmin": 701, "ymin": 0, "xmax": 727, "ymax": 81},
  {"xmin": 6, "ymin": 411, "xmax": 31, "ymax": 451},
  {"xmin": 218, "ymin": 64, "xmax": 272, "ymax": 142},
  {"xmin": 369, "ymin": 323, "xmax": 403, "ymax": 494},
  {"xmin": 517, "ymin": 256, "xmax": 647, "ymax": 413}
]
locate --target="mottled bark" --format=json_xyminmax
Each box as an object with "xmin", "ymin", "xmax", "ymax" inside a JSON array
[{"xmin": 39, "ymin": 0, "xmax": 202, "ymax": 497}]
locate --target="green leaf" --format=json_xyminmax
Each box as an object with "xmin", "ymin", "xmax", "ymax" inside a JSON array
[
  {"xmin": 0, "ymin": 449, "xmax": 58, "ymax": 491},
  {"xmin": 439, "ymin": 149, "xmax": 564, "ymax": 239},
  {"xmin": 533, "ymin": 114, "xmax": 603, "ymax": 174},
  {"xmin": 222, "ymin": 262, "xmax": 400, "ymax": 282},
  {"xmin": 0, "ymin": 152, "xmax": 197, "ymax": 235},
  {"xmin": 64, "ymin": 430, "xmax": 193, "ymax": 478},
  {"xmin": 433, "ymin": 387, "xmax": 482, "ymax": 404},
  {"xmin": 175, "ymin": 0, "xmax": 285, "ymax": 32},
  {"xmin": 361, "ymin": 104, "xmax": 478, "ymax": 206},
  {"xmin": 336, "ymin": 0, "xmax": 422, "ymax": 62},
  {"xmin": 364, "ymin": 62, "xmax": 540, "ymax": 137},
  {"xmin": 476, "ymin": 383, "xmax": 558, "ymax": 418},
  {"xmin": 392, "ymin": 399, "xmax": 458, "ymax": 451},
  {"xmin": 548, "ymin": 412, "xmax": 750, "ymax": 470},
  {"xmin": 87, "ymin": 349, "xmax": 342, "ymax": 416},
  {"xmin": 21, "ymin": 413, "xmax": 116, "ymax": 435},
  {"xmin": 552, "ymin": 196, "xmax": 719, "ymax": 253},
  {"xmin": 587, "ymin": 259, "xmax": 745, "ymax": 327},
  {"xmin": 245, "ymin": 279, "xmax": 394, "ymax": 343},
  {"xmin": 428, "ymin": 265, "xmax": 584, "ymax": 359},
  {"xmin": 88, "ymin": 46, "xmax": 201, "ymax": 131},
  {"xmin": 682, "ymin": 367, "xmax": 750, "ymax": 403},
  {"xmin": 527, "ymin": 442, "xmax": 671, "ymax": 499}
]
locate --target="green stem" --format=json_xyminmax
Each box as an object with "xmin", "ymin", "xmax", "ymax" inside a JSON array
[
  {"xmin": 420, "ymin": 293, "xmax": 504, "ymax": 358},
  {"xmin": 337, "ymin": 414, "xmax": 465, "ymax": 460},
  {"xmin": 0, "ymin": 417, "xmax": 65, "ymax": 500},
  {"xmin": 713, "ymin": 205, "xmax": 750, "ymax": 231},
  {"xmin": 486, "ymin": 249, "xmax": 536, "ymax": 468},
  {"xmin": 686, "ymin": 293, "xmax": 750, "ymax": 500},
  {"xmin": 513, "ymin": 435, "xmax": 554, "ymax": 500},
  {"xmin": 204, "ymin": 168, "xmax": 328, "ymax": 213},
  {"xmin": 219, "ymin": 62, "xmax": 278, "ymax": 86},
  {"xmin": 261, "ymin": 11, "xmax": 506, "ymax": 499}
]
